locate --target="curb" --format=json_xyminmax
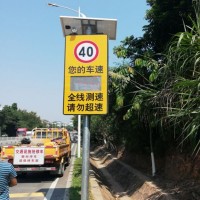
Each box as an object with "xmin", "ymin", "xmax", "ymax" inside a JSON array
[
  {"xmin": 64, "ymin": 144, "xmax": 77, "ymax": 200},
  {"xmin": 90, "ymin": 169, "xmax": 104, "ymax": 200}
]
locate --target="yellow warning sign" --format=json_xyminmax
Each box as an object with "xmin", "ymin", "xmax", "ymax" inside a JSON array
[{"xmin": 63, "ymin": 35, "xmax": 108, "ymax": 115}]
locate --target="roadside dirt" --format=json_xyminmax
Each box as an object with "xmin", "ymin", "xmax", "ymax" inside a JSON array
[{"xmin": 90, "ymin": 146, "xmax": 200, "ymax": 200}]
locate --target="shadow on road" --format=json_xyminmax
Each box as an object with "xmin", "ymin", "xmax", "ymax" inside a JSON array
[{"xmin": 17, "ymin": 172, "xmax": 56, "ymax": 183}]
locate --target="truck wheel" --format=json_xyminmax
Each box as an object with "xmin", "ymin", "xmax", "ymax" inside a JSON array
[
  {"xmin": 65, "ymin": 156, "xmax": 70, "ymax": 166},
  {"xmin": 58, "ymin": 163, "xmax": 64, "ymax": 177}
]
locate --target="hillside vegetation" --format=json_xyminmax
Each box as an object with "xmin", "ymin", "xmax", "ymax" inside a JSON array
[{"xmin": 89, "ymin": 0, "xmax": 200, "ymax": 179}]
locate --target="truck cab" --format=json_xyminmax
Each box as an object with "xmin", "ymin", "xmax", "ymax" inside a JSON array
[{"xmin": 16, "ymin": 128, "xmax": 27, "ymax": 137}]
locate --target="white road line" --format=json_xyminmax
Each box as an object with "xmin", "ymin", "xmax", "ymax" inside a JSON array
[
  {"xmin": 43, "ymin": 143, "xmax": 76, "ymax": 200},
  {"xmin": 44, "ymin": 178, "xmax": 59, "ymax": 200}
]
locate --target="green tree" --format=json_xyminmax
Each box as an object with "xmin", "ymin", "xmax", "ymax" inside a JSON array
[
  {"xmin": 17, "ymin": 110, "xmax": 43, "ymax": 130},
  {"xmin": 2, "ymin": 104, "xmax": 19, "ymax": 136},
  {"xmin": 91, "ymin": 0, "xmax": 200, "ymax": 158},
  {"xmin": 144, "ymin": 0, "xmax": 195, "ymax": 53},
  {"xmin": 159, "ymin": 0, "xmax": 200, "ymax": 155},
  {"xmin": 72, "ymin": 115, "xmax": 78, "ymax": 131},
  {"xmin": 0, "ymin": 103, "xmax": 47, "ymax": 136},
  {"xmin": 112, "ymin": 0, "xmax": 200, "ymax": 155}
]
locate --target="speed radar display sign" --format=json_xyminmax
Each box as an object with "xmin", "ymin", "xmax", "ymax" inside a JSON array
[{"xmin": 63, "ymin": 35, "xmax": 108, "ymax": 115}]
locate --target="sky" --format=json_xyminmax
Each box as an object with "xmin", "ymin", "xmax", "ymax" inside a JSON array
[{"xmin": 0, "ymin": 0, "xmax": 149, "ymax": 124}]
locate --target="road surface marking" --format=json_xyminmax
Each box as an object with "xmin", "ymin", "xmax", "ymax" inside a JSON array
[
  {"xmin": 10, "ymin": 192, "xmax": 45, "ymax": 198},
  {"xmin": 44, "ymin": 178, "xmax": 59, "ymax": 200}
]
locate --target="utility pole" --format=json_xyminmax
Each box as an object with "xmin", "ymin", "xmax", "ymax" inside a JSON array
[
  {"xmin": 52, "ymin": 5, "xmax": 117, "ymax": 197},
  {"xmin": 78, "ymin": 115, "xmax": 81, "ymax": 158}
]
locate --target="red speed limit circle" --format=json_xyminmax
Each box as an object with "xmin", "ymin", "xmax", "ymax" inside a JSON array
[{"xmin": 74, "ymin": 41, "xmax": 99, "ymax": 63}]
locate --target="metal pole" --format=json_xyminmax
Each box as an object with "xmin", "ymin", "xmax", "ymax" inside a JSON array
[
  {"xmin": 78, "ymin": 6, "xmax": 81, "ymax": 17},
  {"xmin": 48, "ymin": 3, "xmax": 86, "ymax": 17},
  {"xmin": 81, "ymin": 115, "xmax": 90, "ymax": 200},
  {"xmin": 80, "ymin": 23, "xmax": 94, "ymax": 200},
  {"xmin": 0, "ymin": 105, "xmax": 2, "ymax": 137},
  {"xmin": 78, "ymin": 115, "xmax": 81, "ymax": 158}
]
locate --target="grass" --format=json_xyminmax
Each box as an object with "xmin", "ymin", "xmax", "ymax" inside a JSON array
[{"xmin": 69, "ymin": 156, "xmax": 94, "ymax": 200}]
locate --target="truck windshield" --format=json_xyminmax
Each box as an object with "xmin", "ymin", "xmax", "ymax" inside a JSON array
[{"xmin": 17, "ymin": 131, "xmax": 25, "ymax": 137}]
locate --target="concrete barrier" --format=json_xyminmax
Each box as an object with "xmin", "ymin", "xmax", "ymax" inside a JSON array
[{"xmin": 0, "ymin": 136, "xmax": 31, "ymax": 146}]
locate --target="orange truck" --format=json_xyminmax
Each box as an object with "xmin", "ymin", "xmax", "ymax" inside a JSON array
[{"xmin": 1, "ymin": 128, "xmax": 71, "ymax": 176}]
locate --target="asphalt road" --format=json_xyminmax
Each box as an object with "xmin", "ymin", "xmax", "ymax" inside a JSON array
[{"xmin": 9, "ymin": 143, "xmax": 77, "ymax": 200}]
